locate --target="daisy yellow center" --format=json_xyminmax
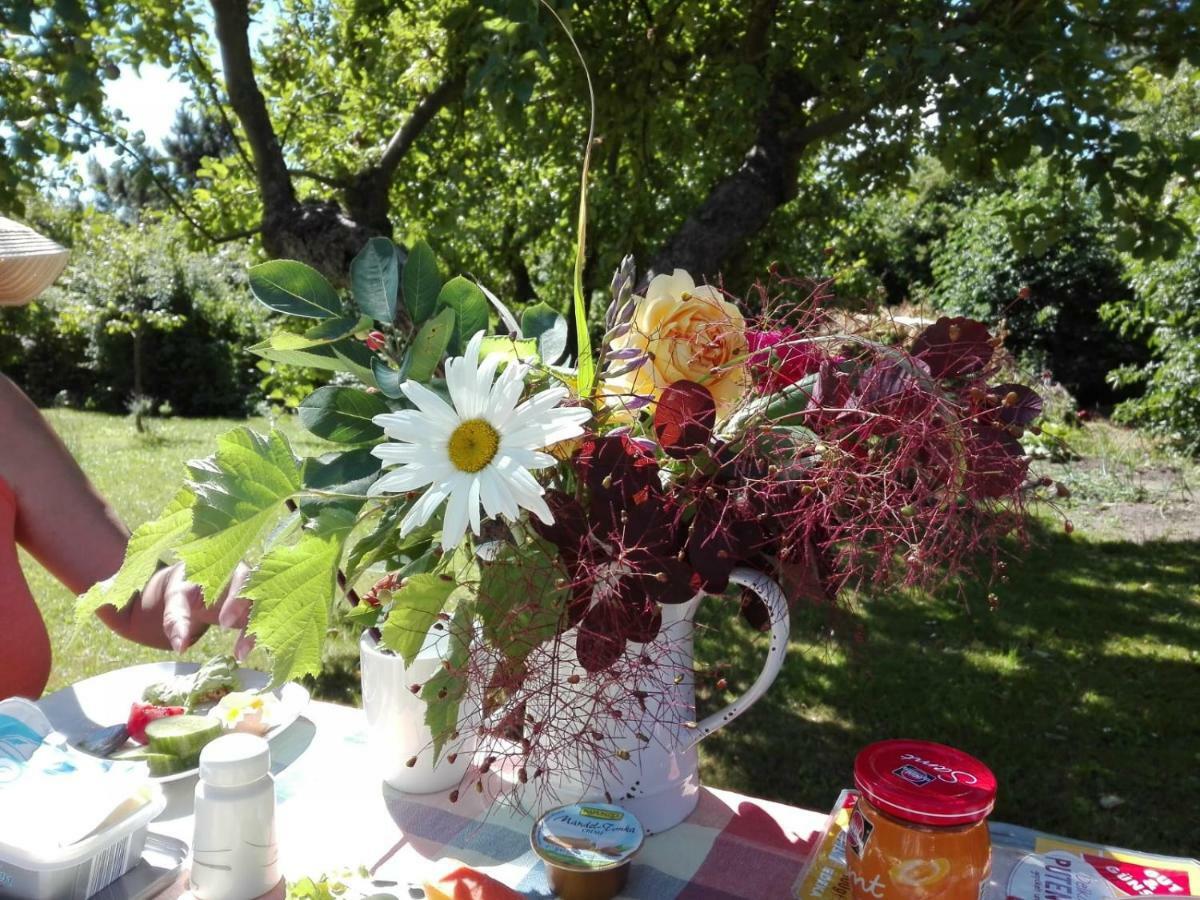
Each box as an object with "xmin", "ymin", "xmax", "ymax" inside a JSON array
[{"xmin": 447, "ymin": 418, "xmax": 500, "ymax": 473}]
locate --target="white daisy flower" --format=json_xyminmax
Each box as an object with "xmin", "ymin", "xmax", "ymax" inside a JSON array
[{"xmin": 368, "ymin": 331, "xmax": 591, "ymax": 549}]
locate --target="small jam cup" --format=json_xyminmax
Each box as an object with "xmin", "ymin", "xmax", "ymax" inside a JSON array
[
  {"xmin": 847, "ymin": 739, "xmax": 997, "ymax": 900},
  {"xmin": 530, "ymin": 802, "xmax": 644, "ymax": 900}
]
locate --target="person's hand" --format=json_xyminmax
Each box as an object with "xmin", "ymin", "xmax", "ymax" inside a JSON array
[{"xmin": 146, "ymin": 562, "xmax": 255, "ymax": 658}]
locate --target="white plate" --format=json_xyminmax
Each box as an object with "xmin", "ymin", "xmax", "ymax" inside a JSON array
[{"xmin": 35, "ymin": 662, "xmax": 309, "ymax": 783}]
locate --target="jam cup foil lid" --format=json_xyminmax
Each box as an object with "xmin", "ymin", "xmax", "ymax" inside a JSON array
[
  {"xmin": 531, "ymin": 803, "xmax": 645, "ymax": 871},
  {"xmin": 853, "ymin": 739, "xmax": 997, "ymax": 827}
]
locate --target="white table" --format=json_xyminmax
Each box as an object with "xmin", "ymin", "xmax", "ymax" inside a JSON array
[{"xmin": 146, "ymin": 699, "xmax": 828, "ymax": 898}]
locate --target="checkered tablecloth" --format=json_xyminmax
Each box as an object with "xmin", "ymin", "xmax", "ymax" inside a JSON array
[{"xmin": 151, "ymin": 701, "xmax": 827, "ymax": 899}]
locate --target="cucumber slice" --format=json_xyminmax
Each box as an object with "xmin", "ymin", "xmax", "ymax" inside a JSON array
[
  {"xmin": 144, "ymin": 714, "xmax": 221, "ymax": 759},
  {"xmin": 112, "ymin": 748, "xmax": 191, "ymax": 777}
]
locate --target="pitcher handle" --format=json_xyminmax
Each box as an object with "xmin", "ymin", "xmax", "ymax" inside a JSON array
[{"xmin": 688, "ymin": 566, "xmax": 790, "ymax": 749}]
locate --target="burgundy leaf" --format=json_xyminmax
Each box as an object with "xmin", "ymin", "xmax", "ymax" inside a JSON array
[
  {"xmin": 623, "ymin": 599, "xmax": 663, "ymax": 644},
  {"xmin": 968, "ymin": 425, "xmax": 1028, "ymax": 499},
  {"xmin": 654, "ymin": 380, "xmax": 717, "ymax": 459},
  {"xmin": 576, "ymin": 602, "xmax": 627, "ymax": 673},
  {"xmin": 911, "ymin": 317, "xmax": 994, "ymax": 378},
  {"xmin": 986, "ymin": 383, "xmax": 1043, "ymax": 427}
]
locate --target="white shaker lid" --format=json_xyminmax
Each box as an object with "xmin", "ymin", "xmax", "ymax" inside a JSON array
[{"xmin": 199, "ymin": 732, "xmax": 271, "ymax": 787}]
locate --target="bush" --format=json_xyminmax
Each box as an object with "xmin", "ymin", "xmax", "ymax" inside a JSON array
[
  {"xmin": 927, "ymin": 165, "xmax": 1145, "ymax": 406},
  {"xmin": 0, "ymin": 210, "xmax": 268, "ymax": 416},
  {"xmin": 1103, "ymin": 202, "xmax": 1200, "ymax": 453}
]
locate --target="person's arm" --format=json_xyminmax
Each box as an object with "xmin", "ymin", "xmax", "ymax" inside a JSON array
[{"xmin": 0, "ymin": 375, "xmax": 228, "ymax": 649}]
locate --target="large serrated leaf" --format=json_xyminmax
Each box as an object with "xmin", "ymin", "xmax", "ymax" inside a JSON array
[
  {"xmin": 351, "ymin": 237, "xmax": 400, "ymax": 323},
  {"xmin": 76, "ymin": 487, "xmax": 196, "ymax": 622},
  {"xmin": 420, "ymin": 600, "xmax": 473, "ymax": 762},
  {"xmin": 379, "ymin": 573, "xmax": 456, "ymax": 667},
  {"xmin": 244, "ymin": 521, "xmax": 351, "ymax": 685},
  {"xmin": 402, "ymin": 239, "xmax": 441, "ymax": 324},
  {"xmin": 177, "ymin": 429, "xmax": 303, "ymax": 604},
  {"xmin": 249, "ymin": 259, "xmax": 342, "ymax": 318},
  {"xmin": 436, "ymin": 276, "xmax": 489, "ymax": 355},
  {"xmin": 298, "ymin": 386, "xmax": 390, "ymax": 444},
  {"xmin": 406, "ymin": 306, "xmax": 455, "ymax": 382},
  {"xmin": 477, "ymin": 535, "xmax": 568, "ymax": 662}
]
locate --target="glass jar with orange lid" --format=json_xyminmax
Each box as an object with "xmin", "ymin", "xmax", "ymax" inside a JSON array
[{"xmin": 847, "ymin": 740, "xmax": 996, "ymax": 900}]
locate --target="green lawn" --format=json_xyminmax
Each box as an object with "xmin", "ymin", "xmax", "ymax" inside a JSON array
[{"xmin": 26, "ymin": 410, "xmax": 1200, "ymax": 857}]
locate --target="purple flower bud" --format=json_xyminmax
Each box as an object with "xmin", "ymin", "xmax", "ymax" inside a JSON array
[{"xmin": 606, "ymin": 347, "xmax": 642, "ymax": 361}]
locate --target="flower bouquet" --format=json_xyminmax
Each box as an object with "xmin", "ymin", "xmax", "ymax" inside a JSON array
[{"xmin": 80, "ymin": 235, "xmax": 1043, "ymax": 826}]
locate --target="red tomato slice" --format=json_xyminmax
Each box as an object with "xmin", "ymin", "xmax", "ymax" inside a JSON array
[{"xmin": 127, "ymin": 702, "xmax": 186, "ymax": 745}]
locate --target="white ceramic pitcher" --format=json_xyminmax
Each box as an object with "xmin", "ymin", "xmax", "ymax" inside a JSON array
[{"xmin": 531, "ymin": 567, "xmax": 791, "ymax": 833}]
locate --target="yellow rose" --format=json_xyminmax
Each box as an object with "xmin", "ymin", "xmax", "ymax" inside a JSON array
[{"xmin": 604, "ymin": 269, "xmax": 750, "ymax": 417}]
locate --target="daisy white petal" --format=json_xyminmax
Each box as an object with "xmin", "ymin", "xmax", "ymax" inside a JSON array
[
  {"xmin": 440, "ymin": 476, "xmax": 473, "ymax": 549},
  {"xmin": 400, "ymin": 483, "xmax": 452, "ymax": 534},
  {"xmin": 372, "ymin": 327, "xmax": 589, "ymax": 546},
  {"xmin": 371, "ymin": 443, "xmax": 429, "ymax": 465},
  {"xmin": 401, "ymin": 380, "xmax": 459, "ymax": 427},
  {"xmin": 467, "ymin": 476, "xmax": 482, "ymax": 537},
  {"xmin": 368, "ymin": 466, "xmax": 436, "ymax": 496}
]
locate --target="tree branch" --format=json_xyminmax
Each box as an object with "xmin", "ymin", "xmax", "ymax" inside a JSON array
[
  {"xmin": 288, "ymin": 168, "xmax": 350, "ymax": 188},
  {"xmin": 210, "ymin": 0, "xmax": 296, "ymax": 214},
  {"xmin": 650, "ymin": 67, "xmax": 864, "ymax": 278},
  {"xmin": 183, "ymin": 31, "xmax": 258, "ymax": 179},
  {"xmin": 377, "ymin": 72, "xmax": 467, "ymax": 182},
  {"xmin": 52, "ymin": 109, "xmax": 260, "ymax": 244}
]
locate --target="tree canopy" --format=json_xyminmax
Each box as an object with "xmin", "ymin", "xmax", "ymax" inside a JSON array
[{"xmin": 3, "ymin": 0, "xmax": 1199, "ymax": 305}]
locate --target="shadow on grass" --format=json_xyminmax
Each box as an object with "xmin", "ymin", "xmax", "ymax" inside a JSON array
[{"xmin": 695, "ymin": 522, "xmax": 1200, "ymax": 856}]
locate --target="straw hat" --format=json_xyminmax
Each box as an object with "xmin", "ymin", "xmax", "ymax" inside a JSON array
[{"xmin": 0, "ymin": 216, "xmax": 70, "ymax": 306}]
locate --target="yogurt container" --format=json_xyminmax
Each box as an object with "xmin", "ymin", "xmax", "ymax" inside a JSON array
[{"xmin": 531, "ymin": 803, "xmax": 644, "ymax": 900}]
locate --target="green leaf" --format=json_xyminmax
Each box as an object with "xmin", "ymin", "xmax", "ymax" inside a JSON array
[
  {"xmin": 407, "ymin": 306, "xmax": 455, "ymax": 382},
  {"xmin": 345, "ymin": 505, "xmax": 405, "ymax": 582},
  {"xmin": 401, "ymin": 239, "xmax": 441, "ymax": 324},
  {"xmin": 297, "ymin": 447, "xmax": 382, "ymax": 519},
  {"xmin": 249, "ymin": 260, "xmax": 342, "ymax": 319},
  {"xmin": 178, "ymin": 429, "xmax": 303, "ymax": 604},
  {"xmin": 305, "ymin": 315, "xmax": 371, "ymax": 342},
  {"xmin": 521, "ymin": 301, "xmax": 568, "ymax": 364},
  {"xmin": 245, "ymin": 516, "xmax": 353, "ymax": 685},
  {"xmin": 298, "ymin": 386, "xmax": 390, "ymax": 444},
  {"xmin": 478, "ymin": 536, "xmax": 568, "ymax": 662},
  {"xmin": 76, "ymin": 487, "xmax": 195, "ymax": 622},
  {"xmin": 436, "ymin": 276, "xmax": 489, "ymax": 355},
  {"xmin": 330, "ymin": 340, "xmax": 379, "ymax": 387},
  {"xmin": 479, "ymin": 335, "xmax": 539, "ymax": 364},
  {"xmin": 379, "ymin": 573, "xmax": 456, "ymax": 666},
  {"xmin": 371, "ymin": 356, "xmax": 405, "ymax": 398},
  {"xmin": 251, "ymin": 332, "xmax": 376, "ymax": 383},
  {"xmin": 351, "ymin": 237, "xmax": 400, "ymax": 323},
  {"xmin": 420, "ymin": 600, "xmax": 473, "ymax": 762}
]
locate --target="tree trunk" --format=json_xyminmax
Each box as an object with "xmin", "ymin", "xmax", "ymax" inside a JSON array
[
  {"xmin": 209, "ymin": 0, "xmax": 385, "ymax": 278},
  {"xmin": 650, "ymin": 73, "xmax": 860, "ymax": 281},
  {"xmin": 132, "ymin": 324, "xmax": 145, "ymax": 433}
]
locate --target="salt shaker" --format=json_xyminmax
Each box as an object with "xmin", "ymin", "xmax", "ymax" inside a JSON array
[{"xmin": 190, "ymin": 732, "xmax": 282, "ymax": 900}]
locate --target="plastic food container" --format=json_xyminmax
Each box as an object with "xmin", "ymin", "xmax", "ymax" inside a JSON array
[
  {"xmin": 531, "ymin": 802, "xmax": 644, "ymax": 900},
  {"xmin": 0, "ymin": 787, "xmax": 166, "ymax": 900},
  {"xmin": 847, "ymin": 739, "xmax": 996, "ymax": 900}
]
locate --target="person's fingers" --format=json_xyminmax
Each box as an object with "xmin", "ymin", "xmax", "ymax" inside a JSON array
[
  {"xmin": 234, "ymin": 628, "xmax": 257, "ymax": 662},
  {"xmin": 158, "ymin": 565, "xmax": 203, "ymax": 653},
  {"xmin": 218, "ymin": 595, "xmax": 252, "ymax": 631}
]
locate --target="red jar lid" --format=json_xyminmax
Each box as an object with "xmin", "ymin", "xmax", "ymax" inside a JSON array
[{"xmin": 853, "ymin": 739, "xmax": 996, "ymax": 827}]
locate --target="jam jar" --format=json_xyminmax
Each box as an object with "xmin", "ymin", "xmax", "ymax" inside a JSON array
[{"xmin": 847, "ymin": 740, "xmax": 996, "ymax": 900}]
